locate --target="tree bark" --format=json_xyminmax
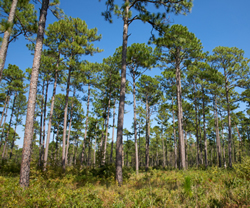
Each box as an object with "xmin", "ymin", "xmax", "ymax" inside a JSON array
[
  {"xmin": 235, "ymin": 124, "xmax": 242, "ymax": 163},
  {"xmin": 202, "ymin": 88, "xmax": 208, "ymax": 169},
  {"xmin": 214, "ymin": 96, "xmax": 221, "ymax": 167},
  {"xmin": 175, "ymin": 49, "xmax": 185, "ymax": 170},
  {"xmin": 62, "ymin": 67, "xmax": 71, "ymax": 170},
  {"xmin": 162, "ymin": 125, "xmax": 165, "ymax": 168},
  {"xmin": 39, "ymin": 80, "xmax": 45, "ymax": 167},
  {"xmin": 145, "ymin": 96, "xmax": 150, "ymax": 171},
  {"xmin": 0, "ymin": 0, "xmax": 18, "ymax": 82},
  {"xmin": 81, "ymin": 83, "xmax": 91, "ymax": 165},
  {"xmin": 44, "ymin": 68, "xmax": 58, "ymax": 170},
  {"xmin": 0, "ymin": 93, "xmax": 9, "ymax": 126},
  {"xmin": 194, "ymin": 85, "xmax": 199, "ymax": 167},
  {"xmin": 224, "ymin": 70, "xmax": 232, "ymax": 168},
  {"xmin": 2, "ymin": 93, "xmax": 16, "ymax": 159},
  {"xmin": 172, "ymin": 96, "xmax": 177, "ymax": 169},
  {"xmin": 132, "ymin": 69, "xmax": 139, "ymax": 175},
  {"xmin": 116, "ymin": 0, "xmax": 129, "ymax": 186},
  {"xmin": 65, "ymin": 87, "xmax": 75, "ymax": 166},
  {"xmin": 0, "ymin": 100, "xmax": 9, "ymax": 149},
  {"xmin": 110, "ymin": 100, "xmax": 116, "ymax": 163},
  {"xmin": 102, "ymin": 92, "xmax": 111, "ymax": 165},
  {"xmin": 41, "ymin": 79, "xmax": 49, "ymax": 163},
  {"xmin": 94, "ymin": 123, "xmax": 97, "ymax": 168},
  {"xmin": 10, "ymin": 113, "xmax": 18, "ymax": 159}
]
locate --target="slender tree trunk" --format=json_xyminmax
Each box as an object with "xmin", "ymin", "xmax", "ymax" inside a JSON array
[
  {"xmin": 2, "ymin": 93, "xmax": 16, "ymax": 159},
  {"xmin": 139, "ymin": 123, "xmax": 141, "ymax": 167},
  {"xmin": 0, "ymin": 0, "xmax": 18, "ymax": 82},
  {"xmin": 54, "ymin": 125, "xmax": 59, "ymax": 162},
  {"xmin": 172, "ymin": 96, "xmax": 177, "ymax": 169},
  {"xmin": 175, "ymin": 50, "xmax": 185, "ymax": 170},
  {"xmin": 184, "ymin": 131, "xmax": 188, "ymax": 168},
  {"xmin": 199, "ymin": 111, "xmax": 203, "ymax": 165},
  {"xmin": 0, "ymin": 93, "xmax": 9, "ymax": 126},
  {"xmin": 132, "ymin": 71, "xmax": 139, "ymax": 175},
  {"xmin": 165, "ymin": 137, "xmax": 168, "ymax": 167},
  {"xmin": 224, "ymin": 72, "xmax": 232, "ymax": 168},
  {"xmin": 10, "ymin": 116, "xmax": 18, "ymax": 159},
  {"xmin": 88, "ymin": 137, "xmax": 92, "ymax": 166},
  {"xmin": 99, "ymin": 107, "xmax": 106, "ymax": 163},
  {"xmin": 214, "ymin": 96, "xmax": 221, "ymax": 167},
  {"xmin": 39, "ymin": 80, "xmax": 45, "ymax": 167},
  {"xmin": 62, "ymin": 67, "xmax": 71, "ymax": 170},
  {"xmin": 235, "ymin": 124, "xmax": 242, "ymax": 163},
  {"xmin": 194, "ymin": 87, "xmax": 199, "ymax": 167},
  {"xmin": 81, "ymin": 83, "xmax": 91, "ymax": 165},
  {"xmin": 44, "ymin": 68, "xmax": 58, "ymax": 170},
  {"xmin": 145, "ymin": 96, "xmax": 150, "ymax": 171},
  {"xmin": 41, "ymin": 79, "xmax": 49, "ymax": 163},
  {"xmin": 94, "ymin": 124, "xmax": 97, "ymax": 168},
  {"xmin": 65, "ymin": 86, "xmax": 75, "ymax": 166},
  {"xmin": 110, "ymin": 100, "xmax": 116, "ymax": 163},
  {"xmin": 102, "ymin": 92, "xmax": 111, "ymax": 165},
  {"xmin": 221, "ymin": 117, "xmax": 226, "ymax": 168},
  {"xmin": 202, "ymin": 88, "xmax": 208, "ymax": 169},
  {"xmin": 0, "ymin": 100, "xmax": 9, "ymax": 149},
  {"xmin": 162, "ymin": 126, "xmax": 165, "ymax": 168},
  {"xmin": 116, "ymin": 1, "xmax": 129, "ymax": 186},
  {"xmin": 126, "ymin": 135, "xmax": 129, "ymax": 167}
]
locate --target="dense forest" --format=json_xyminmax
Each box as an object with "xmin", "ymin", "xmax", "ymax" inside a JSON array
[{"xmin": 0, "ymin": 0, "xmax": 250, "ymax": 207}]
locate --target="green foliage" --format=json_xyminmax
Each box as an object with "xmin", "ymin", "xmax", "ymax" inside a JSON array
[
  {"xmin": 1, "ymin": 162, "xmax": 250, "ymax": 207},
  {"xmin": 234, "ymin": 156, "xmax": 250, "ymax": 180},
  {"xmin": 0, "ymin": 0, "xmax": 37, "ymax": 42}
]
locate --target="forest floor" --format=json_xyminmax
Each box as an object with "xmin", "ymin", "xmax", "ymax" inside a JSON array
[{"xmin": 0, "ymin": 158, "xmax": 250, "ymax": 207}]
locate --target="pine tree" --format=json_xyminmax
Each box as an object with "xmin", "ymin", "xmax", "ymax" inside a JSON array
[
  {"xmin": 101, "ymin": 0, "xmax": 192, "ymax": 185},
  {"xmin": 210, "ymin": 46, "xmax": 249, "ymax": 168},
  {"xmin": 154, "ymin": 24, "xmax": 203, "ymax": 169}
]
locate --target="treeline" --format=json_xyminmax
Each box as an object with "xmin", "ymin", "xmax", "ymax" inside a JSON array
[{"xmin": 0, "ymin": 0, "xmax": 249, "ymax": 188}]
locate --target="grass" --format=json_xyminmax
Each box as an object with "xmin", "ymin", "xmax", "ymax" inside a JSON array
[{"xmin": 0, "ymin": 158, "xmax": 250, "ymax": 207}]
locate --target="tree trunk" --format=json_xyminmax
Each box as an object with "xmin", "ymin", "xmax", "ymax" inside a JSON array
[
  {"xmin": 94, "ymin": 124, "xmax": 97, "ymax": 168},
  {"xmin": 132, "ymin": 70, "xmax": 139, "ymax": 175},
  {"xmin": 199, "ymin": 111, "xmax": 203, "ymax": 165},
  {"xmin": 0, "ymin": 100, "xmax": 9, "ymax": 149},
  {"xmin": 116, "ymin": 1, "xmax": 128, "ymax": 186},
  {"xmin": 0, "ymin": 0, "xmax": 18, "ymax": 82},
  {"xmin": 194, "ymin": 86, "xmax": 199, "ymax": 167},
  {"xmin": 2, "ymin": 93, "xmax": 16, "ymax": 159},
  {"xmin": 0, "ymin": 93, "xmax": 9, "ymax": 126},
  {"xmin": 110, "ymin": 100, "xmax": 116, "ymax": 163},
  {"xmin": 88, "ymin": 137, "xmax": 92, "ymax": 166},
  {"xmin": 145, "ymin": 96, "xmax": 150, "ymax": 171},
  {"xmin": 19, "ymin": 0, "xmax": 50, "ymax": 183},
  {"xmin": 81, "ymin": 82, "xmax": 91, "ymax": 165},
  {"xmin": 202, "ymin": 88, "xmax": 208, "ymax": 169},
  {"xmin": 214, "ymin": 96, "xmax": 221, "ymax": 167},
  {"xmin": 41, "ymin": 79, "xmax": 49, "ymax": 164},
  {"xmin": 102, "ymin": 92, "xmax": 111, "ymax": 165},
  {"xmin": 235, "ymin": 124, "xmax": 242, "ymax": 163},
  {"xmin": 175, "ymin": 50, "xmax": 185, "ymax": 170},
  {"xmin": 44, "ymin": 68, "xmax": 58, "ymax": 170},
  {"xmin": 139, "ymin": 123, "xmax": 141, "ymax": 167},
  {"xmin": 172, "ymin": 96, "xmax": 177, "ymax": 169},
  {"xmin": 65, "ymin": 91, "xmax": 75, "ymax": 166},
  {"xmin": 10, "ymin": 114, "xmax": 18, "ymax": 159},
  {"xmin": 224, "ymin": 71, "xmax": 232, "ymax": 168},
  {"xmin": 162, "ymin": 125, "xmax": 165, "ymax": 168},
  {"xmin": 39, "ymin": 80, "xmax": 45, "ymax": 167},
  {"xmin": 62, "ymin": 67, "xmax": 71, "ymax": 170}
]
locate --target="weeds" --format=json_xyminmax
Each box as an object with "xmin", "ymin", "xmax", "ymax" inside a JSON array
[{"xmin": 0, "ymin": 159, "xmax": 250, "ymax": 207}]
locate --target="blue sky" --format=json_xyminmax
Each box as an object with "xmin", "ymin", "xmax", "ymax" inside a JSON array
[{"xmin": 3, "ymin": 0, "xmax": 250, "ymax": 147}]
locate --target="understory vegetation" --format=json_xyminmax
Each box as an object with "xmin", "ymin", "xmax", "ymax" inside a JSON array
[{"xmin": 1, "ymin": 157, "xmax": 250, "ymax": 207}]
